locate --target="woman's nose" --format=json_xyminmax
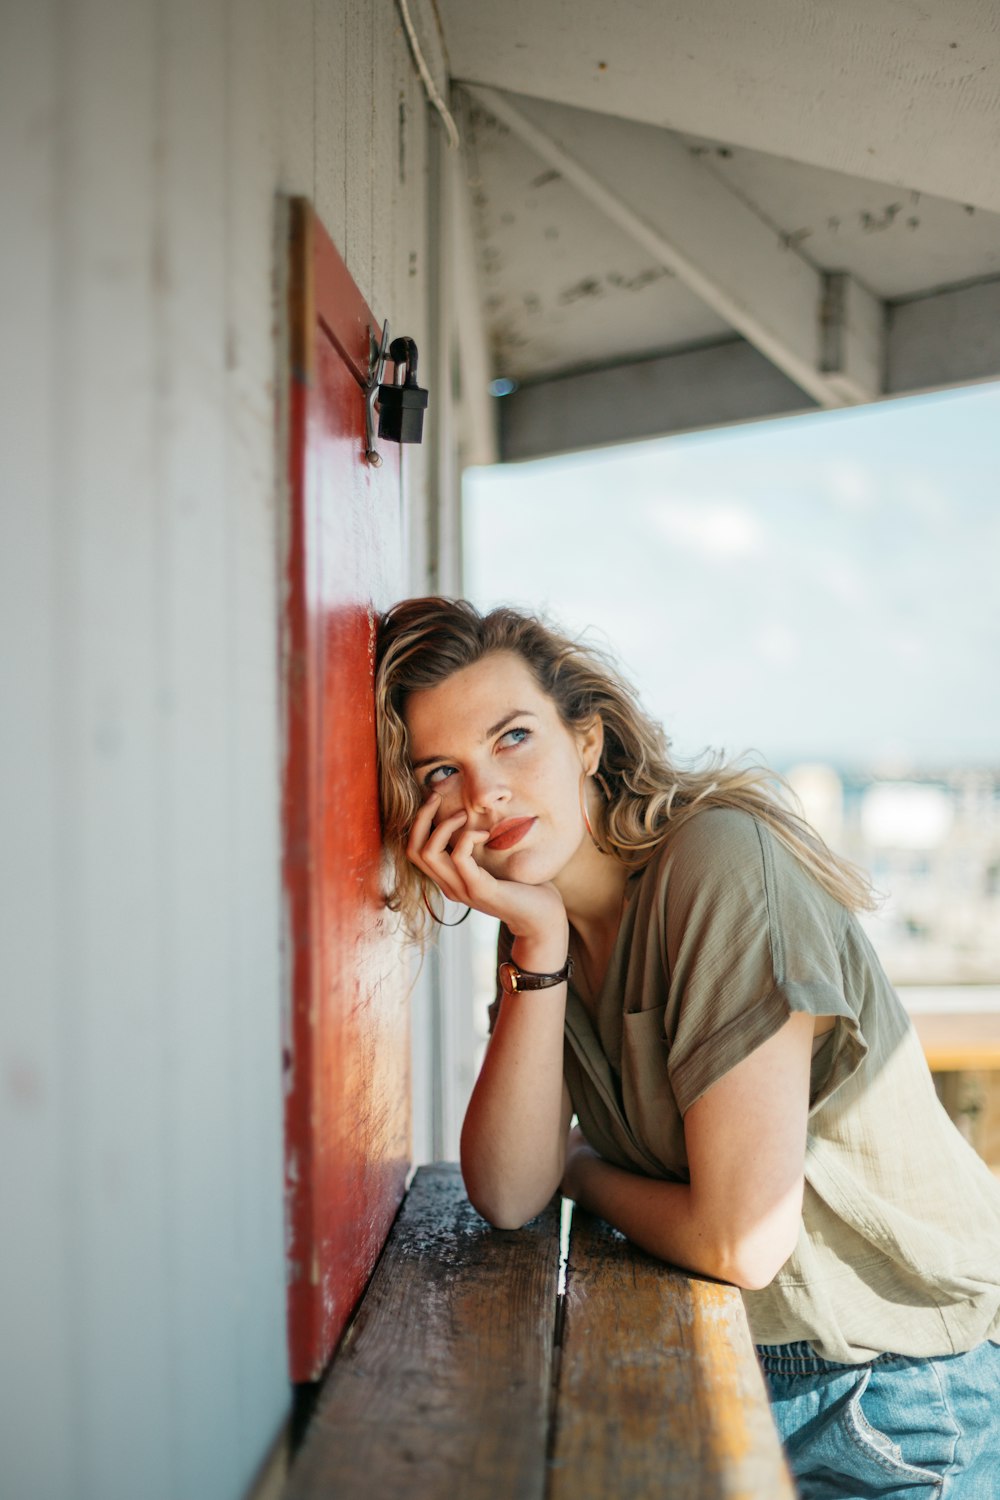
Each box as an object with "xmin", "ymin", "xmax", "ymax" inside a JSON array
[{"xmin": 465, "ymin": 768, "xmax": 510, "ymax": 814}]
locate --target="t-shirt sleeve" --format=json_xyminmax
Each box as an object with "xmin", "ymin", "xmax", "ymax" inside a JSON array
[{"xmin": 663, "ymin": 809, "xmax": 863, "ymax": 1116}]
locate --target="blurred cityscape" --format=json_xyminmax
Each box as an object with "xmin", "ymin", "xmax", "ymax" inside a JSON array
[
  {"xmin": 788, "ymin": 763, "xmax": 1000, "ymax": 1171},
  {"xmin": 786, "ymin": 764, "xmax": 1000, "ymax": 987}
]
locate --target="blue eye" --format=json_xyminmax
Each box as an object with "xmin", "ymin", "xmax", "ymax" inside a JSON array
[
  {"xmin": 424, "ymin": 764, "xmax": 456, "ymax": 788},
  {"xmin": 420, "ymin": 726, "xmax": 530, "ymax": 789}
]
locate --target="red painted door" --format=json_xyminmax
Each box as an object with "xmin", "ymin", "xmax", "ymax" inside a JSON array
[{"xmin": 283, "ymin": 200, "xmax": 410, "ymax": 1382}]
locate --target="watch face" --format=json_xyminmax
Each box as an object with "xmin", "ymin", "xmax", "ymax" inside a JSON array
[
  {"xmin": 498, "ymin": 961, "xmax": 519, "ymax": 994},
  {"xmin": 498, "ymin": 959, "xmax": 571, "ymax": 994}
]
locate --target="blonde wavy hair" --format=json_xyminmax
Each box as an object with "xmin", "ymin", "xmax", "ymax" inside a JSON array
[{"xmin": 375, "ymin": 597, "xmax": 876, "ymax": 940}]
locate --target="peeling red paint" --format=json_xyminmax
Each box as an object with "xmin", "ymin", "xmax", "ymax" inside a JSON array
[{"xmin": 282, "ymin": 202, "xmax": 410, "ymax": 1383}]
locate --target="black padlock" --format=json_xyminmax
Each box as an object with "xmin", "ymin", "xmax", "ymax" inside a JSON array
[{"xmin": 377, "ymin": 336, "xmax": 429, "ymax": 444}]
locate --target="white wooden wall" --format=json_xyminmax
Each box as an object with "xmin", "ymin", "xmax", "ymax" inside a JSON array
[{"xmin": 0, "ymin": 3, "xmax": 453, "ymax": 1498}]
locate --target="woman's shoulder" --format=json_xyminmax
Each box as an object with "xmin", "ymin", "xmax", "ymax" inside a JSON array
[
  {"xmin": 660, "ymin": 804, "xmax": 766, "ymax": 871},
  {"xmin": 654, "ymin": 805, "xmax": 850, "ymax": 942},
  {"xmin": 637, "ymin": 807, "xmax": 771, "ymax": 922},
  {"xmin": 655, "ymin": 804, "xmax": 831, "ymax": 909}
]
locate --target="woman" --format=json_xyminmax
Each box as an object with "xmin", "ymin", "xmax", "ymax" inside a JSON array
[{"xmin": 375, "ymin": 596, "xmax": 1000, "ymax": 1499}]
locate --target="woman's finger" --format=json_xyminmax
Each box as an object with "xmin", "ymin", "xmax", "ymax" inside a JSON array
[
  {"xmin": 421, "ymin": 809, "xmax": 469, "ymax": 863},
  {"xmin": 407, "ymin": 804, "xmax": 465, "ymax": 871},
  {"xmin": 423, "ymin": 827, "xmax": 497, "ymax": 912},
  {"xmin": 450, "ymin": 826, "xmax": 492, "ymax": 881},
  {"xmin": 405, "ymin": 792, "xmax": 442, "ymax": 860},
  {"xmin": 412, "ymin": 852, "xmax": 469, "ymax": 908},
  {"xmin": 409, "ymin": 813, "xmax": 478, "ymax": 905}
]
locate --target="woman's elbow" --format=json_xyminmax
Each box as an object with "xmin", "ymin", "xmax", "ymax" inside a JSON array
[
  {"xmin": 725, "ymin": 1252, "xmax": 785, "ymax": 1293},
  {"xmin": 459, "ymin": 1152, "xmax": 554, "ymax": 1230},
  {"xmin": 719, "ymin": 1224, "xmax": 798, "ymax": 1291},
  {"xmin": 462, "ymin": 1179, "xmax": 547, "ymax": 1231},
  {"xmin": 460, "ymin": 1132, "xmax": 561, "ymax": 1229},
  {"xmin": 470, "ymin": 1199, "xmax": 530, "ymax": 1232}
]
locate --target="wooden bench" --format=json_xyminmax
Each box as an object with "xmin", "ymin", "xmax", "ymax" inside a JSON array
[{"xmin": 284, "ymin": 1164, "xmax": 794, "ymax": 1499}]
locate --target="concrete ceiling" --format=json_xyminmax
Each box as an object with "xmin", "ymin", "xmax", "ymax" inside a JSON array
[
  {"xmin": 440, "ymin": 0, "xmax": 1000, "ymax": 213},
  {"xmin": 429, "ymin": 0, "xmax": 1000, "ymax": 457}
]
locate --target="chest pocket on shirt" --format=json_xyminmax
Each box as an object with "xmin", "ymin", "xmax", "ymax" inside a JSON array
[{"xmin": 621, "ymin": 1005, "xmax": 688, "ymax": 1180}]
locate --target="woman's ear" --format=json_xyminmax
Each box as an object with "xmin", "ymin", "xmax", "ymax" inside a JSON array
[{"xmin": 579, "ymin": 715, "xmax": 604, "ymax": 775}]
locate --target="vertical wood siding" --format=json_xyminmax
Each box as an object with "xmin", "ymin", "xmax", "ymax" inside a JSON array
[
  {"xmin": 0, "ymin": 2, "xmax": 435, "ymax": 1497},
  {"xmin": 1, "ymin": 4, "xmax": 77, "ymax": 1498}
]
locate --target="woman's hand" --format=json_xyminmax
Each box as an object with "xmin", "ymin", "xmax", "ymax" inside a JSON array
[{"xmin": 407, "ymin": 791, "xmax": 567, "ymax": 942}]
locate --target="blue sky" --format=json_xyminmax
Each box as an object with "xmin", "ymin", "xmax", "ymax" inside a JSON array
[{"xmin": 463, "ymin": 381, "xmax": 1000, "ymax": 771}]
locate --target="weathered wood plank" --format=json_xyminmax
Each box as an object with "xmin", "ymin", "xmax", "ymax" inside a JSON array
[
  {"xmin": 370, "ymin": 0, "xmax": 395, "ymax": 321},
  {"xmin": 225, "ymin": 0, "xmax": 290, "ymax": 1464},
  {"xmin": 392, "ymin": 11, "xmax": 435, "ymax": 598},
  {"xmin": 344, "ymin": 0, "xmax": 374, "ymax": 301},
  {"xmin": 551, "ymin": 1209, "xmax": 795, "ymax": 1500},
  {"xmin": 157, "ymin": 0, "xmax": 246, "ymax": 1488},
  {"xmin": 285, "ymin": 1164, "xmax": 560, "ymax": 1500},
  {"xmin": 57, "ymin": 2, "xmax": 173, "ymax": 1492},
  {"xmin": 0, "ymin": 3, "xmax": 77, "ymax": 1494},
  {"xmin": 276, "ymin": 0, "xmax": 314, "ymax": 194},
  {"xmin": 315, "ymin": 0, "xmax": 347, "ymax": 255}
]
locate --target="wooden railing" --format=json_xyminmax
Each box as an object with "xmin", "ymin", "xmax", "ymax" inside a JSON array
[{"xmin": 284, "ymin": 1164, "xmax": 794, "ymax": 1499}]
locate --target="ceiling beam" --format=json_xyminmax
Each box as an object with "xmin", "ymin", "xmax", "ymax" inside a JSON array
[
  {"xmin": 498, "ymin": 275, "xmax": 1000, "ymax": 462},
  {"xmin": 889, "ymin": 276, "xmax": 1000, "ymax": 395},
  {"xmin": 499, "ymin": 339, "xmax": 815, "ymax": 462},
  {"xmin": 467, "ymin": 86, "xmax": 885, "ymax": 408}
]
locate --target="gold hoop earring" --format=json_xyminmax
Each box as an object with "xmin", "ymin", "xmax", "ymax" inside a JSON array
[
  {"xmin": 422, "ymin": 888, "xmax": 472, "ymax": 927},
  {"xmin": 579, "ymin": 770, "xmax": 599, "ymax": 847}
]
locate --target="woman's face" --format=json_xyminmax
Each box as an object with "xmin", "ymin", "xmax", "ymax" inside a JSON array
[{"xmin": 403, "ymin": 650, "xmax": 602, "ymax": 887}]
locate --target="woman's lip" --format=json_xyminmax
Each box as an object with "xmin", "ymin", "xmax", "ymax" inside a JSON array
[{"xmin": 485, "ymin": 817, "xmax": 536, "ymax": 851}]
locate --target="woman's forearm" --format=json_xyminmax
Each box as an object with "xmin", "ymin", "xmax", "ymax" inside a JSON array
[
  {"xmin": 564, "ymin": 1147, "xmax": 798, "ymax": 1291},
  {"xmin": 564, "ymin": 1017, "xmax": 812, "ymax": 1289},
  {"xmin": 460, "ymin": 934, "xmax": 570, "ymax": 1228}
]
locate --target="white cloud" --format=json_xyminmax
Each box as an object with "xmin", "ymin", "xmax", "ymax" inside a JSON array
[{"xmin": 649, "ymin": 499, "xmax": 763, "ymax": 559}]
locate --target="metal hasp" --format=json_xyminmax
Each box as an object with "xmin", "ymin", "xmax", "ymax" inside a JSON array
[
  {"xmin": 378, "ymin": 336, "xmax": 429, "ymax": 445},
  {"xmin": 364, "ymin": 320, "xmax": 390, "ymax": 467}
]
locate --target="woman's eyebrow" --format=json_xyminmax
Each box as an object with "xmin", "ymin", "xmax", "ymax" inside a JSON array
[{"xmin": 410, "ymin": 709, "xmax": 537, "ymax": 770}]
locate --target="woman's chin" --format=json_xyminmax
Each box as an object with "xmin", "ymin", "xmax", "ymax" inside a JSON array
[
  {"xmin": 483, "ymin": 846, "xmax": 528, "ymax": 876},
  {"xmin": 485, "ymin": 848, "xmax": 563, "ymax": 886}
]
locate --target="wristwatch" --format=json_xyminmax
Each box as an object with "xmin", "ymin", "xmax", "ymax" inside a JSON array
[{"xmin": 498, "ymin": 955, "xmax": 574, "ymax": 994}]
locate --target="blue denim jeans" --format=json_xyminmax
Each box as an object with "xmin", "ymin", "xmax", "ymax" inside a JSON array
[{"xmin": 756, "ymin": 1339, "xmax": 1000, "ymax": 1498}]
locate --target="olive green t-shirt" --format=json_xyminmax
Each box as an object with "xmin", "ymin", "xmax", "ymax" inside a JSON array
[{"xmin": 492, "ymin": 807, "xmax": 1000, "ymax": 1363}]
